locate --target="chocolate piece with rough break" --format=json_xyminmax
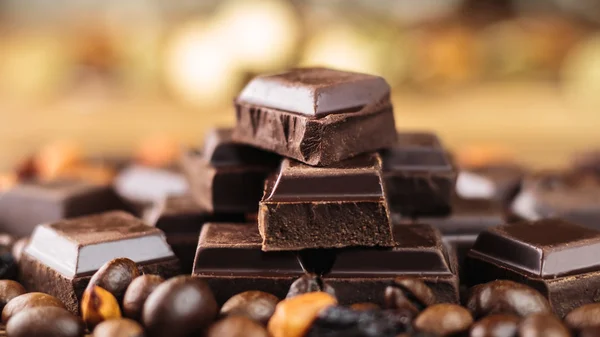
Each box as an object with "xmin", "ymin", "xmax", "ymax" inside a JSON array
[
  {"xmin": 233, "ymin": 67, "xmax": 397, "ymax": 166},
  {"xmin": 381, "ymin": 131, "xmax": 456, "ymax": 216},
  {"xmin": 511, "ymin": 171, "xmax": 600, "ymax": 229},
  {"xmin": 0, "ymin": 179, "xmax": 132, "ymax": 237},
  {"xmin": 19, "ymin": 211, "xmax": 180, "ymax": 314},
  {"xmin": 259, "ymin": 153, "xmax": 393, "ymax": 251},
  {"xmin": 181, "ymin": 128, "xmax": 279, "ymax": 213},
  {"xmin": 145, "ymin": 194, "xmax": 245, "ymax": 274},
  {"xmin": 466, "ymin": 219, "xmax": 600, "ymax": 317}
]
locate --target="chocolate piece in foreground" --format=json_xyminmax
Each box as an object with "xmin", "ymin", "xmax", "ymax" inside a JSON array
[
  {"xmin": 145, "ymin": 194, "xmax": 245, "ymax": 273},
  {"xmin": 324, "ymin": 224, "xmax": 459, "ymax": 305},
  {"xmin": 456, "ymin": 163, "xmax": 524, "ymax": 206},
  {"xmin": 0, "ymin": 179, "xmax": 132, "ymax": 237},
  {"xmin": 192, "ymin": 223, "xmax": 303, "ymax": 305},
  {"xmin": 259, "ymin": 153, "xmax": 393, "ymax": 251},
  {"xmin": 19, "ymin": 211, "xmax": 180, "ymax": 314},
  {"xmin": 396, "ymin": 194, "xmax": 505, "ymax": 276},
  {"xmin": 466, "ymin": 219, "xmax": 600, "ymax": 317},
  {"xmin": 381, "ymin": 131, "xmax": 456, "ymax": 216},
  {"xmin": 511, "ymin": 171, "xmax": 600, "ymax": 229},
  {"xmin": 233, "ymin": 67, "xmax": 397, "ymax": 166},
  {"xmin": 193, "ymin": 223, "xmax": 458, "ymax": 306},
  {"xmin": 181, "ymin": 128, "xmax": 279, "ymax": 213}
]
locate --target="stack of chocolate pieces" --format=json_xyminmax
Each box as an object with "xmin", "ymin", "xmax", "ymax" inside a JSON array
[{"xmin": 186, "ymin": 67, "xmax": 461, "ymax": 305}]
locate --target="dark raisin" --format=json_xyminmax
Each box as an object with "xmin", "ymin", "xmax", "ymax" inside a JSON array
[{"xmin": 305, "ymin": 306, "xmax": 411, "ymax": 337}]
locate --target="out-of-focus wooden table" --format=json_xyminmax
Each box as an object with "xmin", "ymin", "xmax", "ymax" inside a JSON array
[{"xmin": 0, "ymin": 82, "xmax": 598, "ymax": 171}]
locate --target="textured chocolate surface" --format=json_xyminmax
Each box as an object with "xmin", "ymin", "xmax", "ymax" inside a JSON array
[
  {"xmin": 181, "ymin": 131, "xmax": 278, "ymax": 213},
  {"xmin": 193, "ymin": 223, "xmax": 458, "ymax": 306},
  {"xmin": 511, "ymin": 171, "xmax": 600, "ymax": 229},
  {"xmin": 259, "ymin": 153, "xmax": 393, "ymax": 251},
  {"xmin": 467, "ymin": 219, "xmax": 600, "ymax": 317},
  {"xmin": 381, "ymin": 131, "xmax": 456, "ymax": 216},
  {"xmin": 456, "ymin": 163, "xmax": 524, "ymax": 205},
  {"xmin": 0, "ymin": 179, "xmax": 132, "ymax": 237},
  {"xmin": 233, "ymin": 68, "xmax": 397, "ymax": 166},
  {"xmin": 145, "ymin": 194, "xmax": 244, "ymax": 273}
]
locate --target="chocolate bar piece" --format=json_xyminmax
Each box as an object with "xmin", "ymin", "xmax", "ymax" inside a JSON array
[
  {"xmin": 511, "ymin": 171, "xmax": 600, "ymax": 229},
  {"xmin": 395, "ymin": 194, "xmax": 505, "ymax": 280},
  {"xmin": 181, "ymin": 128, "xmax": 279, "ymax": 213},
  {"xmin": 19, "ymin": 211, "xmax": 180, "ymax": 314},
  {"xmin": 0, "ymin": 179, "xmax": 132, "ymax": 237},
  {"xmin": 193, "ymin": 223, "xmax": 458, "ymax": 306},
  {"xmin": 456, "ymin": 163, "xmax": 523, "ymax": 206},
  {"xmin": 381, "ymin": 131, "xmax": 456, "ymax": 216},
  {"xmin": 466, "ymin": 219, "xmax": 600, "ymax": 317},
  {"xmin": 145, "ymin": 194, "xmax": 245, "ymax": 273},
  {"xmin": 192, "ymin": 223, "xmax": 303, "ymax": 304},
  {"xmin": 259, "ymin": 153, "xmax": 393, "ymax": 251},
  {"xmin": 324, "ymin": 223, "xmax": 459, "ymax": 305},
  {"xmin": 114, "ymin": 165, "xmax": 188, "ymax": 215},
  {"xmin": 233, "ymin": 67, "xmax": 397, "ymax": 166}
]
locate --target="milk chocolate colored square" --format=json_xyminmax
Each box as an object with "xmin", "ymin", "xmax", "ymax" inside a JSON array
[
  {"xmin": 259, "ymin": 153, "xmax": 393, "ymax": 251},
  {"xmin": 466, "ymin": 219, "xmax": 600, "ymax": 317},
  {"xmin": 19, "ymin": 211, "xmax": 180, "ymax": 314},
  {"xmin": 145, "ymin": 194, "xmax": 244, "ymax": 273},
  {"xmin": 0, "ymin": 179, "xmax": 132, "ymax": 237},
  {"xmin": 381, "ymin": 132, "xmax": 456, "ymax": 216},
  {"xmin": 233, "ymin": 68, "xmax": 397, "ymax": 166},
  {"xmin": 181, "ymin": 128, "xmax": 279, "ymax": 213}
]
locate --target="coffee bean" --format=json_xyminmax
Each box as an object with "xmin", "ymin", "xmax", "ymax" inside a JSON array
[
  {"xmin": 123, "ymin": 274, "xmax": 164, "ymax": 321},
  {"xmin": 518, "ymin": 313, "xmax": 570, "ymax": 337},
  {"xmin": 0, "ymin": 280, "xmax": 26, "ymax": 311},
  {"xmin": 286, "ymin": 274, "xmax": 336, "ymax": 299},
  {"xmin": 580, "ymin": 327, "xmax": 600, "ymax": 337},
  {"xmin": 268, "ymin": 292, "xmax": 337, "ymax": 337},
  {"xmin": 88, "ymin": 258, "xmax": 141, "ymax": 305},
  {"xmin": 11, "ymin": 237, "xmax": 28, "ymax": 263},
  {"xmin": 93, "ymin": 318, "xmax": 146, "ymax": 337},
  {"xmin": 207, "ymin": 315, "xmax": 269, "ymax": 337},
  {"xmin": 414, "ymin": 303, "xmax": 473, "ymax": 336},
  {"xmin": 470, "ymin": 314, "xmax": 519, "ymax": 337},
  {"xmin": 81, "ymin": 285, "xmax": 122, "ymax": 329},
  {"xmin": 385, "ymin": 277, "xmax": 435, "ymax": 313},
  {"xmin": 2, "ymin": 292, "xmax": 66, "ymax": 323},
  {"xmin": 466, "ymin": 281, "xmax": 551, "ymax": 318},
  {"xmin": 565, "ymin": 303, "xmax": 600, "ymax": 331},
  {"xmin": 306, "ymin": 306, "xmax": 412, "ymax": 337},
  {"xmin": 6, "ymin": 306, "xmax": 85, "ymax": 337},
  {"xmin": 221, "ymin": 290, "xmax": 279, "ymax": 325},
  {"xmin": 143, "ymin": 276, "xmax": 217, "ymax": 337}
]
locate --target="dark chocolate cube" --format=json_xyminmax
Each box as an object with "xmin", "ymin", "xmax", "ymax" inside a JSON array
[
  {"xmin": 145, "ymin": 194, "xmax": 245, "ymax": 274},
  {"xmin": 233, "ymin": 67, "xmax": 397, "ymax": 166},
  {"xmin": 0, "ymin": 179, "xmax": 131, "ymax": 237},
  {"xmin": 259, "ymin": 153, "xmax": 393, "ymax": 251},
  {"xmin": 466, "ymin": 219, "xmax": 600, "ymax": 317},
  {"xmin": 181, "ymin": 128, "xmax": 279, "ymax": 213},
  {"xmin": 19, "ymin": 211, "xmax": 180, "ymax": 314},
  {"xmin": 381, "ymin": 132, "xmax": 456, "ymax": 216}
]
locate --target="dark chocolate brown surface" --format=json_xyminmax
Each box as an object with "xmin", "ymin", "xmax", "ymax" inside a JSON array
[
  {"xmin": 381, "ymin": 131, "xmax": 456, "ymax": 216},
  {"xmin": 511, "ymin": 171, "xmax": 600, "ymax": 229},
  {"xmin": 233, "ymin": 68, "xmax": 397, "ymax": 166},
  {"xmin": 202, "ymin": 128, "xmax": 280, "ymax": 167},
  {"xmin": 467, "ymin": 219, "xmax": 600, "ymax": 317},
  {"xmin": 456, "ymin": 163, "xmax": 524, "ymax": 205},
  {"xmin": 259, "ymin": 153, "xmax": 393, "ymax": 251},
  {"xmin": 0, "ymin": 179, "xmax": 132, "ymax": 237}
]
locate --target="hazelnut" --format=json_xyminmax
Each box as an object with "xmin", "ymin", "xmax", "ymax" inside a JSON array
[
  {"xmin": 267, "ymin": 291, "xmax": 337, "ymax": 337},
  {"xmin": 81, "ymin": 285, "xmax": 122, "ymax": 329}
]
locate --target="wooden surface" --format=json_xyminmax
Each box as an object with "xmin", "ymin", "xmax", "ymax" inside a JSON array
[{"xmin": 0, "ymin": 82, "xmax": 598, "ymax": 171}]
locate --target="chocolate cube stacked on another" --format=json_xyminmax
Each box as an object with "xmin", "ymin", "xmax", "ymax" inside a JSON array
[{"xmin": 192, "ymin": 67, "xmax": 461, "ymax": 305}]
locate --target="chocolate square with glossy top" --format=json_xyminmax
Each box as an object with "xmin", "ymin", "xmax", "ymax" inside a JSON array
[
  {"xmin": 259, "ymin": 153, "xmax": 393, "ymax": 251},
  {"xmin": 467, "ymin": 219, "xmax": 600, "ymax": 316}
]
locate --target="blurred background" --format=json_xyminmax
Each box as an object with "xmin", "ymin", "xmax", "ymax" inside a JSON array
[{"xmin": 1, "ymin": 0, "xmax": 599, "ymax": 172}]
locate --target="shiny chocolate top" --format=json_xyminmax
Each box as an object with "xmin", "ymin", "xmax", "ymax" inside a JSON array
[
  {"xmin": 237, "ymin": 67, "xmax": 390, "ymax": 117},
  {"xmin": 263, "ymin": 153, "xmax": 385, "ymax": 202},
  {"xmin": 25, "ymin": 211, "xmax": 175, "ymax": 277},
  {"xmin": 381, "ymin": 132, "xmax": 453, "ymax": 173},
  {"xmin": 201, "ymin": 128, "xmax": 280, "ymax": 167},
  {"xmin": 470, "ymin": 219, "xmax": 600, "ymax": 278}
]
